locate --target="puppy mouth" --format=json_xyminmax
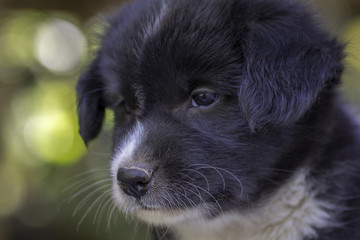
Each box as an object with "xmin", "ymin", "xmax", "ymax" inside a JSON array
[
  {"xmin": 112, "ymin": 178, "xmax": 223, "ymax": 225},
  {"xmin": 111, "ymin": 162, "xmax": 229, "ymax": 223},
  {"xmin": 138, "ymin": 201, "xmax": 165, "ymax": 211},
  {"xmin": 136, "ymin": 200, "xmax": 209, "ymax": 225},
  {"xmin": 115, "ymin": 194, "xmax": 204, "ymax": 225},
  {"xmin": 114, "ymin": 184, "xmax": 208, "ymax": 212},
  {"xmin": 113, "ymin": 184, "xmax": 176, "ymax": 211},
  {"xmin": 138, "ymin": 195, "xmax": 191, "ymax": 212}
]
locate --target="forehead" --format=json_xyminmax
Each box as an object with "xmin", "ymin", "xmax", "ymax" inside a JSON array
[{"xmin": 101, "ymin": 0, "xmax": 242, "ymax": 104}]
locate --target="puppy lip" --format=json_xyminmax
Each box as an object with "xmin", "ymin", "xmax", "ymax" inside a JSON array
[
  {"xmin": 138, "ymin": 202, "xmax": 164, "ymax": 211},
  {"xmin": 138, "ymin": 201, "xmax": 182, "ymax": 212},
  {"xmin": 140, "ymin": 205, "xmax": 159, "ymax": 211}
]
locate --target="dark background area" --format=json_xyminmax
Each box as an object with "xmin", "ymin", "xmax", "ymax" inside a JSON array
[{"xmin": 0, "ymin": 0, "xmax": 359, "ymax": 239}]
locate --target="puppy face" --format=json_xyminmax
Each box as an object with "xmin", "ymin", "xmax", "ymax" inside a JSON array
[{"xmin": 77, "ymin": 0, "xmax": 343, "ymax": 226}]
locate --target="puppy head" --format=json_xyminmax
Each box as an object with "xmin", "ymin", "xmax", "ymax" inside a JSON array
[{"xmin": 77, "ymin": 0, "xmax": 343, "ymax": 226}]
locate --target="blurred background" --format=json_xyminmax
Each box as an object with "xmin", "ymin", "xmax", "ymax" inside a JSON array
[{"xmin": 0, "ymin": 0, "xmax": 359, "ymax": 239}]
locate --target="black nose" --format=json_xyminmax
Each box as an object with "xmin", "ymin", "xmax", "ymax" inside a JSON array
[{"xmin": 117, "ymin": 166, "xmax": 153, "ymax": 198}]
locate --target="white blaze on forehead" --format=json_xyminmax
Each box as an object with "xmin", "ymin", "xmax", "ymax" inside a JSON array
[{"xmin": 111, "ymin": 122, "xmax": 145, "ymax": 179}]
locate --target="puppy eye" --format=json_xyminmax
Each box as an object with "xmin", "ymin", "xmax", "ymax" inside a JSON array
[{"xmin": 191, "ymin": 92, "xmax": 219, "ymax": 107}]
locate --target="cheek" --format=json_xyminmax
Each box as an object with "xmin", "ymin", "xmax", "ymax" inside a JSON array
[{"xmin": 188, "ymin": 106, "xmax": 246, "ymax": 139}]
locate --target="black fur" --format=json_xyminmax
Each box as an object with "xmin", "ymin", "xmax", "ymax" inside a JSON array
[{"xmin": 76, "ymin": 0, "xmax": 360, "ymax": 239}]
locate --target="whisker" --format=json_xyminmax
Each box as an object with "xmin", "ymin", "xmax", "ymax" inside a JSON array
[
  {"xmin": 182, "ymin": 180, "xmax": 213, "ymax": 217},
  {"xmin": 62, "ymin": 167, "xmax": 109, "ymax": 192},
  {"xmin": 192, "ymin": 163, "xmax": 244, "ymax": 199},
  {"xmin": 166, "ymin": 187, "xmax": 183, "ymax": 209},
  {"xmin": 164, "ymin": 185, "xmax": 189, "ymax": 209},
  {"xmin": 181, "ymin": 169, "xmax": 210, "ymax": 191},
  {"xmin": 94, "ymin": 196, "xmax": 114, "ymax": 225},
  {"xmin": 62, "ymin": 173, "xmax": 108, "ymax": 196},
  {"xmin": 106, "ymin": 200, "xmax": 118, "ymax": 233},
  {"xmin": 73, "ymin": 183, "xmax": 112, "ymax": 216},
  {"xmin": 172, "ymin": 183, "xmax": 197, "ymax": 209},
  {"xmin": 173, "ymin": 183, "xmax": 207, "ymax": 225},
  {"xmin": 183, "ymin": 174, "xmax": 223, "ymax": 213},
  {"xmin": 156, "ymin": 226, "xmax": 172, "ymax": 240},
  {"xmin": 67, "ymin": 179, "xmax": 112, "ymax": 204},
  {"xmin": 76, "ymin": 189, "xmax": 113, "ymax": 232},
  {"xmin": 159, "ymin": 189, "xmax": 176, "ymax": 209}
]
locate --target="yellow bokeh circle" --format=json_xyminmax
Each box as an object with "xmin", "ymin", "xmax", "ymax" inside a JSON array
[
  {"xmin": 10, "ymin": 80, "xmax": 86, "ymax": 165},
  {"xmin": 343, "ymin": 17, "xmax": 360, "ymax": 70}
]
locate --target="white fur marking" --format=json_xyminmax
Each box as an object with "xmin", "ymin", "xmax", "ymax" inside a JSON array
[
  {"xmin": 137, "ymin": 207, "xmax": 206, "ymax": 226},
  {"xmin": 111, "ymin": 122, "xmax": 145, "ymax": 212},
  {"xmin": 172, "ymin": 169, "xmax": 333, "ymax": 240},
  {"xmin": 111, "ymin": 122, "xmax": 144, "ymax": 175}
]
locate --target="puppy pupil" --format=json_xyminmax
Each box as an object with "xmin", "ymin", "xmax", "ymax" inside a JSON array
[{"xmin": 192, "ymin": 92, "xmax": 219, "ymax": 107}]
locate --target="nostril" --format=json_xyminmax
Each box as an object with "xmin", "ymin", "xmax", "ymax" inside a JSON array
[{"xmin": 117, "ymin": 166, "xmax": 153, "ymax": 198}]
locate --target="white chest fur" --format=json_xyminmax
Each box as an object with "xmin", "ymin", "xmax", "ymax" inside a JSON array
[{"xmin": 173, "ymin": 169, "xmax": 333, "ymax": 240}]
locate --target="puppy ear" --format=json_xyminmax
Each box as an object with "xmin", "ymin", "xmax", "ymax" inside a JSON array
[
  {"xmin": 76, "ymin": 57, "xmax": 106, "ymax": 145},
  {"xmin": 238, "ymin": 12, "xmax": 343, "ymax": 131}
]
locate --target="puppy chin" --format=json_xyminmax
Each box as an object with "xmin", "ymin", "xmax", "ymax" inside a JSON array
[
  {"xmin": 112, "ymin": 183, "xmax": 209, "ymax": 226},
  {"xmin": 136, "ymin": 207, "xmax": 206, "ymax": 226}
]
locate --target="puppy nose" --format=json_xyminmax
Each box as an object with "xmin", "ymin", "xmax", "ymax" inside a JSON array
[{"xmin": 117, "ymin": 166, "xmax": 153, "ymax": 198}]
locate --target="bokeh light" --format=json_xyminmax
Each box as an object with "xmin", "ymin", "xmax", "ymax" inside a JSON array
[
  {"xmin": 343, "ymin": 17, "xmax": 360, "ymax": 70},
  {"xmin": 0, "ymin": 11, "xmax": 45, "ymax": 68},
  {"xmin": 340, "ymin": 16, "xmax": 360, "ymax": 109},
  {"xmin": 34, "ymin": 18, "xmax": 87, "ymax": 74},
  {"xmin": 6, "ymin": 80, "xmax": 86, "ymax": 165},
  {"xmin": 23, "ymin": 111, "xmax": 76, "ymax": 163}
]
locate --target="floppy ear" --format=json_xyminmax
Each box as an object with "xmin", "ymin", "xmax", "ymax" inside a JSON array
[
  {"xmin": 238, "ymin": 13, "xmax": 344, "ymax": 131},
  {"xmin": 76, "ymin": 57, "xmax": 106, "ymax": 146}
]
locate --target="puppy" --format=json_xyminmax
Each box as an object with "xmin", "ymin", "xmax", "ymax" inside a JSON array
[{"xmin": 76, "ymin": 0, "xmax": 360, "ymax": 239}]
